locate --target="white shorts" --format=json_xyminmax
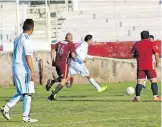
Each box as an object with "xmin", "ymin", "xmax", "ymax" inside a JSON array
[
  {"xmin": 69, "ymin": 61, "xmax": 89, "ymax": 77},
  {"xmin": 13, "ymin": 73, "xmax": 35, "ymax": 94}
]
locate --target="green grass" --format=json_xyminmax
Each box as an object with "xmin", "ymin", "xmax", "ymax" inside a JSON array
[{"xmin": 0, "ymin": 82, "xmax": 161, "ymax": 127}]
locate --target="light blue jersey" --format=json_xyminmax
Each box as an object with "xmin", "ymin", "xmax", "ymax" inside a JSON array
[{"xmin": 12, "ymin": 33, "xmax": 33, "ymax": 74}]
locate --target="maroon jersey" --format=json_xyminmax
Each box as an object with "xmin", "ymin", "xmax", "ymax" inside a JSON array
[
  {"xmin": 131, "ymin": 39, "xmax": 159, "ymax": 70},
  {"xmin": 55, "ymin": 40, "xmax": 75, "ymax": 63}
]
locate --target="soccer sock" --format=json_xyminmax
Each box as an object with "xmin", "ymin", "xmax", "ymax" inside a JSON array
[
  {"xmin": 88, "ymin": 78, "xmax": 101, "ymax": 91},
  {"xmin": 54, "ymin": 76, "xmax": 62, "ymax": 83},
  {"xmin": 70, "ymin": 77, "xmax": 74, "ymax": 87},
  {"xmin": 52, "ymin": 84, "xmax": 63, "ymax": 95},
  {"xmin": 23, "ymin": 95, "xmax": 32, "ymax": 119},
  {"xmin": 135, "ymin": 84, "xmax": 143, "ymax": 98},
  {"xmin": 151, "ymin": 82, "xmax": 158, "ymax": 97},
  {"xmin": 5, "ymin": 93, "xmax": 21, "ymax": 110}
]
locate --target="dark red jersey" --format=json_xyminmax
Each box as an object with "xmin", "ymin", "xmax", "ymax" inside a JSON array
[
  {"xmin": 55, "ymin": 40, "xmax": 75, "ymax": 63},
  {"xmin": 131, "ymin": 39, "xmax": 159, "ymax": 70}
]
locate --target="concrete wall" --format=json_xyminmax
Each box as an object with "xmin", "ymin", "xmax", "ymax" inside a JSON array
[{"xmin": 0, "ymin": 52, "xmax": 161, "ymax": 86}]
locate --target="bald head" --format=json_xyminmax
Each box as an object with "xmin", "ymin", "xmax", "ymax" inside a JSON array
[{"xmin": 65, "ymin": 33, "xmax": 73, "ymax": 42}]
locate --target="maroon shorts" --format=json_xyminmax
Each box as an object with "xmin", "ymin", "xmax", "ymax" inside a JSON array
[
  {"xmin": 137, "ymin": 70, "xmax": 157, "ymax": 79},
  {"xmin": 55, "ymin": 61, "xmax": 69, "ymax": 79}
]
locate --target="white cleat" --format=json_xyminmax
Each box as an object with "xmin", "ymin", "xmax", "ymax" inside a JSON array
[
  {"xmin": 22, "ymin": 117, "xmax": 38, "ymax": 123},
  {"xmin": 0, "ymin": 106, "xmax": 10, "ymax": 120}
]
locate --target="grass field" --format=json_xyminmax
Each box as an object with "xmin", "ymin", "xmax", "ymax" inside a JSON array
[{"xmin": 0, "ymin": 82, "xmax": 161, "ymax": 127}]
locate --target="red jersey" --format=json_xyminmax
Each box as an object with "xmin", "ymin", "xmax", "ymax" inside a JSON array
[
  {"xmin": 131, "ymin": 39, "xmax": 159, "ymax": 70},
  {"xmin": 55, "ymin": 40, "xmax": 75, "ymax": 63}
]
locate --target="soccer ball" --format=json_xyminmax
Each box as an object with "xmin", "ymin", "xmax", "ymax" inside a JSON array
[{"xmin": 126, "ymin": 87, "xmax": 135, "ymax": 95}]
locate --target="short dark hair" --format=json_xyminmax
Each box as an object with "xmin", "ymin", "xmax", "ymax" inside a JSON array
[
  {"xmin": 149, "ymin": 35, "xmax": 154, "ymax": 40},
  {"xmin": 22, "ymin": 19, "xmax": 34, "ymax": 31},
  {"xmin": 84, "ymin": 35, "xmax": 93, "ymax": 42},
  {"xmin": 141, "ymin": 31, "xmax": 149, "ymax": 40}
]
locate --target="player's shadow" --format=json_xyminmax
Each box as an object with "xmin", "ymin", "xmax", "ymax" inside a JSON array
[
  {"xmin": 0, "ymin": 120, "xmax": 21, "ymax": 122},
  {"xmin": 59, "ymin": 95, "xmax": 88, "ymax": 98},
  {"xmin": 58, "ymin": 99, "xmax": 131, "ymax": 102}
]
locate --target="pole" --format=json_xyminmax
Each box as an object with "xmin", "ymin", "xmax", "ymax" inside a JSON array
[
  {"xmin": 16, "ymin": 0, "xmax": 20, "ymax": 35},
  {"xmin": 1, "ymin": 4, "xmax": 3, "ymax": 50}
]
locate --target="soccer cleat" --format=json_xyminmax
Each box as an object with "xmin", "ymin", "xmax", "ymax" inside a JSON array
[
  {"xmin": 48, "ymin": 93, "xmax": 57, "ymax": 101},
  {"xmin": 0, "ymin": 106, "xmax": 10, "ymax": 120},
  {"xmin": 22, "ymin": 117, "xmax": 38, "ymax": 122},
  {"xmin": 153, "ymin": 96, "xmax": 162, "ymax": 102},
  {"xmin": 69, "ymin": 85, "xmax": 72, "ymax": 88},
  {"xmin": 132, "ymin": 97, "xmax": 140, "ymax": 102},
  {"xmin": 46, "ymin": 79, "xmax": 54, "ymax": 91},
  {"xmin": 98, "ymin": 86, "xmax": 107, "ymax": 93}
]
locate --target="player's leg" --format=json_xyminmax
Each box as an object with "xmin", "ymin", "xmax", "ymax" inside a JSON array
[
  {"xmin": 67, "ymin": 65, "xmax": 76, "ymax": 88},
  {"xmin": 147, "ymin": 70, "xmax": 161, "ymax": 101},
  {"xmin": 133, "ymin": 70, "xmax": 146, "ymax": 102},
  {"xmin": 81, "ymin": 64, "xmax": 107, "ymax": 92},
  {"xmin": 48, "ymin": 62, "xmax": 68, "ymax": 100},
  {"xmin": 0, "ymin": 74, "xmax": 22, "ymax": 120},
  {"xmin": 21, "ymin": 73, "xmax": 38, "ymax": 122},
  {"xmin": 69, "ymin": 77, "xmax": 74, "ymax": 88},
  {"xmin": 46, "ymin": 76, "xmax": 61, "ymax": 91}
]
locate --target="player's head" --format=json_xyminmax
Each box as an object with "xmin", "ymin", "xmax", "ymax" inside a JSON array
[
  {"xmin": 65, "ymin": 33, "xmax": 73, "ymax": 42},
  {"xmin": 22, "ymin": 19, "xmax": 34, "ymax": 36},
  {"xmin": 149, "ymin": 35, "xmax": 154, "ymax": 42},
  {"xmin": 84, "ymin": 35, "xmax": 93, "ymax": 45},
  {"xmin": 140, "ymin": 31, "xmax": 149, "ymax": 40}
]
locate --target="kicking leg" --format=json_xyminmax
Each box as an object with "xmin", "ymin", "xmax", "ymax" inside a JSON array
[
  {"xmin": 48, "ymin": 78, "xmax": 67, "ymax": 100},
  {"xmin": 1, "ymin": 93, "xmax": 21, "ymax": 120},
  {"xmin": 46, "ymin": 76, "xmax": 62, "ymax": 91},
  {"xmin": 87, "ymin": 76, "xmax": 107, "ymax": 92}
]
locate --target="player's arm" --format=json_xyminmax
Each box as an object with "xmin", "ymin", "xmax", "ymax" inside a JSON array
[
  {"xmin": 153, "ymin": 44, "xmax": 160, "ymax": 68},
  {"xmin": 51, "ymin": 44, "xmax": 57, "ymax": 66},
  {"xmin": 131, "ymin": 43, "xmax": 137, "ymax": 58},
  {"xmin": 24, "ymin": 40, "xmax": 34, "ymax": 81},
  {"xmin": 70, "ymin": 43, "xmax": 75, "ymax": 60},
  {"xmin": 26, "ymin": 56, "xmax": 34, "ymax": 81}
]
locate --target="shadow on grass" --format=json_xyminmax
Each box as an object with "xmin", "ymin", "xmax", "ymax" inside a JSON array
[{"xmin": 59, "ymin": 95, "xmax": 87, "ymax": 98}]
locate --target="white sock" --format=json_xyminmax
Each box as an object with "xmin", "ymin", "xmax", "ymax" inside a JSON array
[
  {"xmin": 5, "ymin": 94, "xmax": 21, "ymax": 110},
  {"xmin": 23, "ymin": 95, "xmax": 32, "ymax": 118},
  {"xmin": 88, "ymin": 78, "xmax": 101, "ymax": 91},
  {"xmin": 136, "ymin": 96, "xmax": 140, "ymax": 99},
  {"xmin": 153, "ymin": 95, "xmax": 157, "ymax": 98}
]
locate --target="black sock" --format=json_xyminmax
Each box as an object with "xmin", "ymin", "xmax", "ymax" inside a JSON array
[
  {"xmin": 52, "ymin": 84, "xmax": 63, "ymax": 95},
  {"xmin": 151, "ymin": 82, "xmax": 158, "ymax": 96},
  {"xmin": 135, "ymin": 84, "xmax": 143, "ymax": 97}
]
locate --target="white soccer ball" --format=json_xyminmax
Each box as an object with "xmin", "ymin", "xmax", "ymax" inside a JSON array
[{"xmin": 126, "ymin": 87, "xmax": 135, "ymax": 95}]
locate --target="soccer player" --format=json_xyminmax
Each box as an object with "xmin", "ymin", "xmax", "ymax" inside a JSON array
[
  {"xmin": 68, "ymin": 35, "xmax": 107, "ymax": 92},
  {"xmin": 46, "ymin": 33, "xmax": 75, "ymax": 91},
  {"xmin": 0, "ymin": 19, "xmax": 38, "ymax": 122},
  {"xmin": 131, "ymin": 31, "xmax": 161, "ymax": 102},
  {"xmin": 143, "ymin": 35, "xmax": 158, "ymax": 88},
  {"xmin": 47, "ymin": 33, "xmax": 75, "ymax": 100}
]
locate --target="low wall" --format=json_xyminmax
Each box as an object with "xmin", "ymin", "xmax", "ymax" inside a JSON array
[{"xmin": 0, "ymin": 52, "xmax": 161, "ymax": 86}]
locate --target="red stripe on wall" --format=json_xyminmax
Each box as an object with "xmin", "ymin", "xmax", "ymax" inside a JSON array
[{"xmin": 51, "ymin": 41, "xmax": 161, "ymax": 59}]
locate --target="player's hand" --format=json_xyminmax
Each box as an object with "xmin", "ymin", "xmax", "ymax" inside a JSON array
[
  {"xmin": 31, "ymin": 71, "xmax": 35, "ymax": 81},
  {"xmin": 52, "ymin": 60, "xmax": 56, "ymax": 67}
]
